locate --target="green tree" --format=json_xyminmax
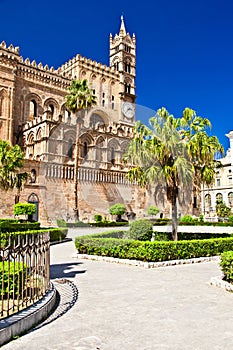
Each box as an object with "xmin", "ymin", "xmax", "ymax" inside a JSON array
[
  {"xmin": 148, "ymin": 205, "xmax": 160, "ymax": 217},
  {"xmin": 216, "ymin": 200, "xmax": 231, "ymax": 219},
  {"xmin": 109, "ymin": 203, "xmax": 126, "ymax": 222},
  {"xmin": 0, "ymin": 140, "xmax": 28, "ymax": 201},
  {"xmin": 124, "ymin": 107, "xmax": 223, "ymax": 241},
  {"xmin": 65, "ymin": 79, "xmax": 97, "ymax": 221}
]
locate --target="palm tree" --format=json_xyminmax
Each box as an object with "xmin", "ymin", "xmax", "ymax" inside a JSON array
[
  {"xmin": 65, "ymin": 79, "xmax": 97, "ymax": 221},
  {"xmin": 124, "ymin": 107, "xmax": 223, "ymax": 241},
  {"xmin": 125, "ymin": 108, "xmax": 193, "ymax": 240},
  {"xmin": 0, "ymin": 140, "xmax": 28, "ymax": 201}
]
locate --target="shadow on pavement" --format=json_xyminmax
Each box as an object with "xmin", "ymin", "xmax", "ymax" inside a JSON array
[{"xmin": 50, "ymin": 262, "xmax": 86, "ymax": 279}]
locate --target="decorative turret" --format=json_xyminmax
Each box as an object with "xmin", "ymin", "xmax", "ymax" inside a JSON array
[{"xmin": 109, "ymin": 16, "xmax": 136, "ymax": 112}]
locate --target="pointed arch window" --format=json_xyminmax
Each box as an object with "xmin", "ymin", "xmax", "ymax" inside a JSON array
[
  {"xmin": 30, "ymin": 100, "xmax": 37, "ymax": 118},
  {"xmin": 228, "ymin": 192, "xmax": 233, "ymax": 207},
  {"xmin": 83, "ymin": 142, "xmax": 88, "ymax": 159},
  {"xmin": 125, "ymin": 84, "xmax": 131, "ymax": 94},
  {"xmin": 68, "ymin": 139, "xmax": 73, "ymax": 158},
  {"xmin": 111, "ymin": 147, "xmax": 115, "ymax": 165},
  {"xmin": 49, "ymin": 104, "xmax": 54, "ymax": 116},
  {"xmin": 216, "ymin": 193, "xmax": 223, "ymax": 202}
]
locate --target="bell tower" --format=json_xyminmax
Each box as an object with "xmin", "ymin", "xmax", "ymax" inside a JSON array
[{"xmin": 109, "ymin": 16, "xmax": 136, "ymax": 107}]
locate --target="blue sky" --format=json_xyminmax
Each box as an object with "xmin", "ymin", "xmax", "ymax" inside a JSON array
[{"xmin": 1, "ymin": 0, "xmax": 233, "ymax": 151}]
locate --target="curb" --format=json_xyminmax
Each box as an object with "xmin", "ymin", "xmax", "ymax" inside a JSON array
[
  {"xmin": 0, "ymin": 283, "xmax": 57, "ymax": 347},
  {"xmin": 210, "ymin": 276, "xmax": 233, "ymax": 293},
  {"xmin": 77, "ymin": 253, "xmax": 220, "ymax": 268}
]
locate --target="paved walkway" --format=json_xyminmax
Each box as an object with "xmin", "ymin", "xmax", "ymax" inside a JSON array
[{"xmin": 1, "ymin": 228, "xmax": 233, "ymax": 350}]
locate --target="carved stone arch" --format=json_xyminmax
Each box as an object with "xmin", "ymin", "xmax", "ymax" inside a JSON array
[
  {"xmin": 80, "ymin": 133, "xmax": 94, "ymax": 160},
  {"xmin": 124, "ymin": 55, "xmax": 132, "ymax": 63},
  {"xmin": 80, "ymin": 70, "xmax": 86, "ymax": 78},
  {"xmin": 90, "ymin": 73, "xmax": 97, "ymax": 80},
  {"xmin": 96, "ymin": 135, "xmax": 105, "ymax": 146},
  {"xmin": 63, "ymin": 129, "xmax": 76, "ymax": 159},
  {"xmin": 121, "ymin": 140, "xmax": 130, "ymax": 152},
  {"xmin": 44, "ymin": 98, "xmax": 59, "ymax": 117},
  {"xmin": 27, "ymin": 131, "xmax": 35, "ymax": 145},
  {"xmin": 89, "ymin": 109, "xmax": 109, "ymax": 128},
  {"xmin": 108, "ymin": 138, "xmax": 120, "ymax": 150},
  {"xmin": 60, "ymin": 103, "xmax": 71, "ymax": 123},
  {"xmin": 36, "ymin": 127, "xmax": 43, "ymax": 141},
  {"xmin": 25, "ymin": 93, "xmax": 42, "ymax": 120},
  {"xmin": 0, "ymin": 88, "xmax": 8, "ymax": 116},
  {"xmin": 124, "ymin": 77, "xmax": 132, "ymax": 84}
]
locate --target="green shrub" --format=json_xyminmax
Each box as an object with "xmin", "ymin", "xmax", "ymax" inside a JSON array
[
  {"xmin": 129, "ymin": 219, "xmax": 153, "ymax": 241},
  {"xmin": 228, "ymin": 215, "xmax": 233, "ymax": 223},
  {"xmin": 56, "ymin": 219, "xmax": 67, "ymax": 227},
  {"xmin": 90, "ymin": 221, "xmax": 128, "ymax": 227},
  {"xmin": 153, "ymin": 231, "xmax": 232, "ymax": 241},
  {"xmin": 0, "ymin": 262, "xmax": 27, "ymax": 298},
  {"xmin": 148, "ymin": 206, "xmax": 160, "ymax": 217},
  {"xmin": 0, "ymin": 221, "xmax": 40, "ymax": 233},
  {"xmin": 179, "ymin": 215, "xmax": 197, "ymax": 224},
  {"xmin": 109, "ymin": 203, "xmax": 126, "ymax": 221},
  {"xmin": 49, "ymin": 228, "xmax": 68, "ymax": 242},
  {"xmin": 75, "ymin": 235, "xmax": 233, "ymax": 262},
  {"xmin": 14, "ymin": 202, "xmax": 36, "ymax": 216},
  {"xmin": 220, "ymin": 251, "xmax": 233, "ymax": 284},
  {"xmin": 94, "ymin": 214, "xmax": 102, "ymax": 223}
]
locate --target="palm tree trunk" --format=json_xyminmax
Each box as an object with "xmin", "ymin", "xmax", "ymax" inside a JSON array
[
  {"xmin": 73, "ymin": 121, "xmax": 80, "ymax": 222},
  {"xmin": 171, "ymin": 188, "xmax": 178, "ymax": 241}
]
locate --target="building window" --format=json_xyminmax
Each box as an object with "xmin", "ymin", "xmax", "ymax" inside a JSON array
[
  {"xmin": 29, "ymin": 169, "xmax": 36, "ymax": 183},
  {"xmin": 48, "ymin": 104, "xmax": 54, "ymax": 116},
  {"xmin": 102, "ymin": 100, "xmax": 105, "ymax": 107},
  {"xmin": 216, "ymin": 178, "xmax": 221, "ymax": 187},
  {"xmin": 83, "ymin": 142, "xmax": 88, "ymax": 159},
  {"xmin": 228, "ymin": 177, "xmax": 232, "ymax": 184},
  {"xmin": 111, "ymin": 95, "xmax": 114, "ymax": 109},
  {"xmin": 67, "ymin": 139, "xmax": 73, "ymax": 158},
  {"xmin": 228, "ymin": 192, "xmax": 233, "ymax": 207},
  {"xmin": 93, "ymin": 89, "xmax": 95, "ymax": 95},
  {"xmin": 205, "ymin": 194, "xmax": 211, "ymax": 208},
  {"xmin": 124, "ymin": 62, "xmax": 131, "ymax": 73},
  {"xmin": 124, "ymin": 84, "xmax": 131, "ymax": 94},
  {"xmin": 29, "ymin": 100, "xmax": 37, "ymax": 118},
  {"xmin": 216, "ymin": 193, "xmax": 223, "ymax": 202},
  {"xmin": 111, "ymin": 147, "xmax": 115, "ymax": 165},
  {"xmin": 193, "ymin": 196, "xmax": 197, "ymax": 209}
]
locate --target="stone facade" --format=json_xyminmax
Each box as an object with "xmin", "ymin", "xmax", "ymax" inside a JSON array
[
  {"xmin": 0, "ymin": 17, "xmax": 159, "ymax": 225},
  {"xmin": 201, "ymin": 131, "xmax": 233, "ymax": 220}
]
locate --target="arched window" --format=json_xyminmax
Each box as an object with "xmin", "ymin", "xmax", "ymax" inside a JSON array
[
  {"xmin": 67, "ymin": 139, "xmax": 73, "ymax": 158},
  {"xmin": 205, "ymin": 194, "xmax": 211, "ymax": 208},
  {"xmin": 83, "ymin": 142, "xmax": 88, "ymax": 159},
  {"xmin": 228, "ymin": 192, "xmax": 233, "ymax": 207},
  {"xmin": 49, "ymin": 104, "xmax": 54, "ymax": 116},
  {"xmin": 29, "ymin": 100, "xmax": 37, "ymax": 118},
  {"xmin": 124, "ymin": 83, "xmax": 131, "ymax": 94},
  {"xmin": 111, "ymin": 147, "xmax": 115, "ymax": 165},
  {"xmin": 29, "ymin": 169, "xmax": 36, "ymax": 183},
  {"xmin": 216, "ymin": 193, "xmax": 223, "ymax": 202}
]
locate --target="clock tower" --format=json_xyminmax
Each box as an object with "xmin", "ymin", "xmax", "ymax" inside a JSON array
[{"xmin": 109, "ymin": 16, "xmax": 136, "ymax": 122}]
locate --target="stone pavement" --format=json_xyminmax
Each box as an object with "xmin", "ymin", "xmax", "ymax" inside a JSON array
[{"xmin": 1, "ymin": 228, "xmax": 233, "ymax": 350}]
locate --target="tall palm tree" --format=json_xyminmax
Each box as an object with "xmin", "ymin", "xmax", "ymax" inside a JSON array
[
  {"xmin": 124, "ymin": 107, "xmax": 223, "ymax": 241},
  {"xmin": 65, "ymin": 79, "xmax": 96, "ymax": 221},
  {"xmin": 0, "ymin": 140, "xmax": 28, "ymax": 201},
  {"xmin": 125, "ymin": 108, "xmax": 193, "ymax": 241}
]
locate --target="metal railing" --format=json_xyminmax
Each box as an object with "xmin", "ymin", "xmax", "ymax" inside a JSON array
[{"xmin": 0, "ymin": 231, "xmax": 50, "ymax": 319}]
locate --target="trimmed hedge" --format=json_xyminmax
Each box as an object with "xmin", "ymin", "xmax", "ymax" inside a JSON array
[
  {"xmin": 153, "ymin": 231, "xmax": 233, "ymax": 241},
  {"xmin": 0, "ymin": 228, "xmax": 68, "ymax": 246},
  {"xmin": 0, "ymin": 262, "xmax": 27, "ymax": 298},
  {"xmin": 0, "ymin": 221, "xmax": 40, "ymax": 233},
  {"xmin": 56, "ymin": 219, "xmax": 91, "ymax": 228},
  {"xmin": 90, "ymin": 221, "xmax": 128, "ymax": 227},
  {"xmin": 220, "ymin": 251, "xmax": 233, "ymax": 284},
  {"xmin": 75, "ymin": 235, "xmax": 233, "ymax": 262}
]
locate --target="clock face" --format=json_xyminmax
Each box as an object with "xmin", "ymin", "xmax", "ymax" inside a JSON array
[{"xmin": 122, "ymin": 102, "xmax": 135, "ymax": 119}]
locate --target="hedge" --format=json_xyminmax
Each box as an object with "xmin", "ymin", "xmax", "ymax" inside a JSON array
[
  {"xmin": 153, "ymin": 231, "xmax": 233, "ymax": 241},
  {"xmin": 75, "ymin": 235, "xmax": 233, "ymax": 262},
  {"xmin": 0, "ymin": 262, "xmax": 27, "ymax": 298},
  {"xmin": 0, "ymin": 221, "xmax": 40, "ymax": 233},
  {"xmin": 220, "ymin": 251, "xmax": 233, "ymax": 284},
  {"xmin": 0, "ymin": 228, "xmax": 68, "ymax": 247}
]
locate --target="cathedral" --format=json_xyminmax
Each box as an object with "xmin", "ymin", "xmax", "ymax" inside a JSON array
[{"xmin": 0, "ymin": 17, "xmax": 156, "ymax": 225}]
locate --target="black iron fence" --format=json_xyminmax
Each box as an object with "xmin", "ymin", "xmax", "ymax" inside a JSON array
[{"xmin": 0, "ymin": 231, "xmax": 50, "ymax": 319}]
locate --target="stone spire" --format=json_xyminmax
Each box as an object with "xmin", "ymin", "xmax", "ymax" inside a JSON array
[{"xmin": 119, "ymin": 15, "xmax": 126, "ymax": 36}]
